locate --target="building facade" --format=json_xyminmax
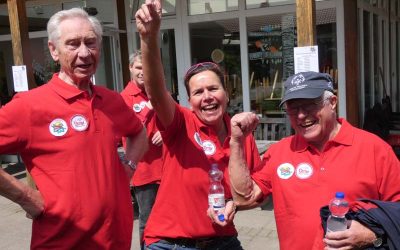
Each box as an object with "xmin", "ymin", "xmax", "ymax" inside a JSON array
[{"xmin": 0, "ymin": 0, "xmax": 399, "ymax": 140}]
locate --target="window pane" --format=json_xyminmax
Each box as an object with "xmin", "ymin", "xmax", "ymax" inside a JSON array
[
  {"xmin": 248, "ymin": 8, "xmax": 337, "ymax": 119},
  {"xmin": 247, "ymin": 13, "xmax": 295, "ymax": 117},
  {"xmin": 246, "ymin": 0, "xmax": 295, "ymax": 9},
  {"xmin": 132, "ymin": 0, "xmax": 176, "ymax": 16},
  {"xmin": 188, "ymin": 0, "xmax": 238, "ymax": 15},
  {"xmin": 189, "ymin": 19, "xmax": 243, "ymax": 115}
]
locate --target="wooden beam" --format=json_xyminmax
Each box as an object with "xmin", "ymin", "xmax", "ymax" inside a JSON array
[
  {"xmin": 7, "ymin": 0, "xmax": 36, "ymax": 189},
  {"xmin": 116, "ymin": 0, "xmax": 130, "ymax": 86},
  {"xmin": 343, "ymin": 0, "xmax": 359, "ymax": 126},
  {"xmin": 296, "ymin": 0, "xmax": 316, "ymax": 46},
  {"xmin": 7, "ymin": 0, "xmax": 36, "ymax": 90}
]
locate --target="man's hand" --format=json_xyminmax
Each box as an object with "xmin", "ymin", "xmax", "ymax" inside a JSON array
[
  {"xmin": 230, "ymin": 112, "xmax": 259, "ymax": 142},
  {"xmin": 19, "ymin": 188, "xmax": 45, "ymax": 219},
  {"xmin": 151, "ymin": 131, "xmax": 163, "ymax": 146},
  {"xmin": 207, "ymin": 200, "xmax": 237, "ymax": 227},
  {"xmin": 324, "ymin": 220, "xmax": 377, "ymax": 249},
  {"xmin": 135, "ymin": 0, "xmax": 162, "ymax": 39}
]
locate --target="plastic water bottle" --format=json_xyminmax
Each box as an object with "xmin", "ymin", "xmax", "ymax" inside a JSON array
[
  {"xmin": 326, "ymin": 192, "xmax": 349, "ymax": 233},
  {"xmin": 208, "ymin": 163, "xmax": 225, "ymax": 222}
]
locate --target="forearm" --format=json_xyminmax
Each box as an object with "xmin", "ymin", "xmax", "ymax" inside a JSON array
[
  {"xmin": 125, "ymin": 126, "xmax": 149, "ymax": 164},
  {"xmin": 229, "ymin": 138, "xmax": 262, "ymax": 207},
  {"xmin": 0, "ymin": 168, "xmax": 34, "ymax": 206},
  {"xmin": 141, "ymin": 34, "xmax": 175, "ymax": 126}
]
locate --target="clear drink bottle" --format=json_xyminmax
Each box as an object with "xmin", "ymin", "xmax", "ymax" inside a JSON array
[
  {"xmin": 208, "ymin": 163, "xmax": 226, "ymax": 222},
  {"xmin": 326, "ymin": 192, "xmax": 349, "ymax": 233}
]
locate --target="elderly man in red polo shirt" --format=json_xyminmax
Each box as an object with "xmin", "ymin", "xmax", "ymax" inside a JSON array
[
  {"xmin": 0, "ymin": 8, "xmax": 148, "ymax": 249},
  {"xmin": 228, "ymin": 71, "xmax": 400, "ymax": 249}
]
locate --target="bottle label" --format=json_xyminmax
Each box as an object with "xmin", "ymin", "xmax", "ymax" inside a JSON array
[{"xmin": 208, "ymin": 194, "xmax": 225, "ymax": 213}]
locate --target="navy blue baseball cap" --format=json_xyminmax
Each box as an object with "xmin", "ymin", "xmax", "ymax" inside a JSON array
[{"xmin": 280, "ymin": 71, "xmax": 334, "ymax": 107}]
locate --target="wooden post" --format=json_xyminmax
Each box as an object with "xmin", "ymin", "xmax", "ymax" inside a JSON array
[
  {"xmin": 296, "ymin": 0, "xmax": 316, "ymax": 46},
  {"xmin": 7, "ymin": 0, "xmax": 36, "ymax": 188},
  {"xmin": 7, "ymin": 0, "xmax": 36, "ymax": 90},
  {"xmin": 343, "ymin": 0, "xmax": 359, "ymax": 126}
]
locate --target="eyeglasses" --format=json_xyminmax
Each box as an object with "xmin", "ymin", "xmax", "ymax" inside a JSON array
[
  {"xmin": 184, "ymin": 62, "xmax": 220, "ymax": 83},
  {"xmin": 283, "ymin": 97, "xmax": 330, "ymax": 116}
]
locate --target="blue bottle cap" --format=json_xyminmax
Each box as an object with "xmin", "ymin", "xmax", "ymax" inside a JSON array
[
  {"xmin": 335, "ymin": 192, "xmax": 345, "ymax": 199},
  {"xmin": 218, "ymin": 214, "xmax": 225, "ymax": 222}
]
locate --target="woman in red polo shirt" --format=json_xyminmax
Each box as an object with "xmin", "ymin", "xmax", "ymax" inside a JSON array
[{"xmin": 135, "ymin": 1, "xmax": 261, "ymax": 249}]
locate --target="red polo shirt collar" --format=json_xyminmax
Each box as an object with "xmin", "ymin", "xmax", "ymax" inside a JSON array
[{"xmin": 293, "ymin": 118, "xmax": 353, "ymax": 152}]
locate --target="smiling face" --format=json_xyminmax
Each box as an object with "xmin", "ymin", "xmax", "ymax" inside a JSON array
[
  {"xmin": 188, "ymin": 70, "xmax": 228, "ymax": 128},
  {"xmin": 285, "ymin": 94, "xmax": 339, "ymax": 149},
  {"xmin": 48, "ymin": 17, "xmax": 100, "ymax": 88},
  {"xmin": 129, "ymin": 59, "xmax": 144, "ymax": 90}
]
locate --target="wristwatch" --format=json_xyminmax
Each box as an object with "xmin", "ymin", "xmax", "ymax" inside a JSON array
[
  {"xmin": 119, "ymin": 154, "xmax": 137, "ymax": 171},
  {"xmin": 372, "ymin": 235, "xmax": 383, "ymax": 248}
]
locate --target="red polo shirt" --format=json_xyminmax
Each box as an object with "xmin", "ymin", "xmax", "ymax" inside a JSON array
[
  {"xmin": 252, "ymin": 118, "xmax": 400, "ymax": 250},
  {"xmin": 0, "ymin": 74, "xmax": 143, "ymax": 249},
  {"xmin": 144, "ymin": 104, "xmax": 261, "ymax": 245},
  {"xmin": 120, "ymin": 81, "xmax": 163, "ymax": 186}
]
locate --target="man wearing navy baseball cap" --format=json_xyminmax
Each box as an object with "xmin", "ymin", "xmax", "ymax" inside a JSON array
[
  {"xmin": 228, "ymin": 71, "xmax": 400, "ymax": 249},
  {"xmin": 280, "ymin": 71, "xmax": 335, "ymax": 106}
]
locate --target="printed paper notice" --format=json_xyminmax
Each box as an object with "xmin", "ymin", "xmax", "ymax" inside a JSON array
[
  {"xmin": 293, "ymin": 46, "xmax": 319, "ymax": 74},
  {"xmin": 12, "ymin": 65, "xmax": 29, "ymax": 92}
]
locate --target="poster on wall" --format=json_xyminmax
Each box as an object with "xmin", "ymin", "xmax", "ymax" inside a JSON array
[
  {"xmin": 293, "ymin": 46, "xmax": 319, "ymax": 74},
  {"xmin": 12, "ymin": 65, "xmax": 29, "ymax": 92}
]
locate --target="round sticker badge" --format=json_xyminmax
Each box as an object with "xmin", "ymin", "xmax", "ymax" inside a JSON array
[
  {"xmin": 139, "ymin": 101, "xmax": 147, "ymax": 109},
  {"xmin": 49, "ymin": 118, "xmax": 68, "ymax": 137},
  {"xmin": 133, "ymin": 103, "xmax": 142, "ymax": 113},
  {"xmin": 277, "ymin": 163, "xmax": 295, "ymax": 180},
  {"xmin": 70, "ymin": 115, "xmax": 89, "ymax": 132},
  {"xmin": 202, "ymin": 140, "xmax": 216, "ymax": 156},
  {"xmin": 295, "ymin": 163, "xmax": 314, "ymax": 179},
  {"xmin": 194, "ymin": 132, "xmax": 203, "ymax": 147}
]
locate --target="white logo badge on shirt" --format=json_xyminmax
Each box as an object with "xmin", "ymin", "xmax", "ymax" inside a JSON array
[
  {"xmin": 139, "ymin": 101, "xmax": 147, "ymax": 109},
  {"xmin": 277, "ymin": 163, "xmax": 295, "ymax": 179},
  {"xmin": 133, "ymin": 103, "xmax": 142, "ymax": 113},
  {"xmin": 70, "ymin": 115, "xmax": 89, "ymax": 132},
  {"xmin": 295, "ymin": 163, "xmax": 313, "ymax": 179},
  {"xmin": 49, "ymin": 118, "xmax": 68, "ymax": 137},
  {"xmin": 202, "ymin": 140, "xmax": 216, "ymax": 156},
  {"xmin": 194, "ymin": 132, "xmax": 203, "ymax": 147}
]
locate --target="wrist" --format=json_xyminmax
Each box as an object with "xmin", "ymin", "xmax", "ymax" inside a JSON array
[{"xmin": 119, "ymin": 154, "xmax": 137, "ymax": 171}]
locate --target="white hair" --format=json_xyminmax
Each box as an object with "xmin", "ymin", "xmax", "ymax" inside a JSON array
[{"xmin": 47, "ymin": 8, "xmax": 103, "ymax": 46}]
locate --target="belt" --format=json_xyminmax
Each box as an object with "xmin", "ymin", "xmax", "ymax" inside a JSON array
[{"xmin": 161, "ymin": 236, "xmax": 228, "ymax": 249}]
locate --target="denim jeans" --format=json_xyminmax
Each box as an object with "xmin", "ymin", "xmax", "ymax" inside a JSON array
[
  {"xmin": 146, "ymin": 236, "xmax": 243, "ymax": 250},
  {"xmin": 134, "ymin": 183, "xmax": 160, "ymax": 250}
]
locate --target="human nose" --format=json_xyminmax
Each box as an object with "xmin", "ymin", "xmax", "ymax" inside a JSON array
[
  {"xmin": 77, "ymin": 44, "xmax": 91, "ymax": 57},
  {"xmin": 202, "ymin": 90, "xmax": 213, "ymax": 100}
]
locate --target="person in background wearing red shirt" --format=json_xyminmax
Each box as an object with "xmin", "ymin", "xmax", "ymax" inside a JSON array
[
  {"xmin": 0, "ymin": 8, "xmax": 148, "ymax": 249},
  {"xmin": 228, "ymin": 71, "xmax": 400, "ymax": 249},
  {"xmin": 135, "ymin": 1, "xmax": 261, "ymax": 249},
  {"xmin": 120, "ymin": 50, "xmax": 163, "ymax": 250}
]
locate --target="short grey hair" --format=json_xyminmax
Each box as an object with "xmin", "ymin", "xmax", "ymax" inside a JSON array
[
  {"xmin": 322, "ymin": 90, "xmax": 334, "ymax": 102},
  {"xmin": 47, "ymin": 8, "xmax": 103, "ymax": 46},
  {"xmin": 129, "ymin": 50, "xmax": 142, "ymax": 66}
]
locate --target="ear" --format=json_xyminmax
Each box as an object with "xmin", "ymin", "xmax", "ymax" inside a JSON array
[
  {"xmin": 48, "ymin": 41, "xmax": 59, "ymax": 62},
  {"xmin": 330, "ymin": 95, "xmax": 338, "ymax": 110}
]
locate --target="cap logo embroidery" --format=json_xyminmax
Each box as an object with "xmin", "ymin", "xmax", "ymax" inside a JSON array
[
  {"xmin": 291, "ymin": 74, "xmax": 306, "ymax": 86},
  {"xmin": 277, "ymin": 163, "xmax": 295, "ymax": 179},
  {"xmin": 70, "ymin": 114, "xmax": 89, "ymax": 132},
  {"xmin": 49, "ymin": 118, "xmax": 68, "ymax": 137}
]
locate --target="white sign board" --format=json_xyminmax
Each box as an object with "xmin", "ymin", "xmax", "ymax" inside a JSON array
[
  {"xmin": 12, "ymin": 65, "xmax": 29, "ymax": 92},
  {"xmin": 293, "ymin": 46, "xmax": 319, "ymax": 74}
]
